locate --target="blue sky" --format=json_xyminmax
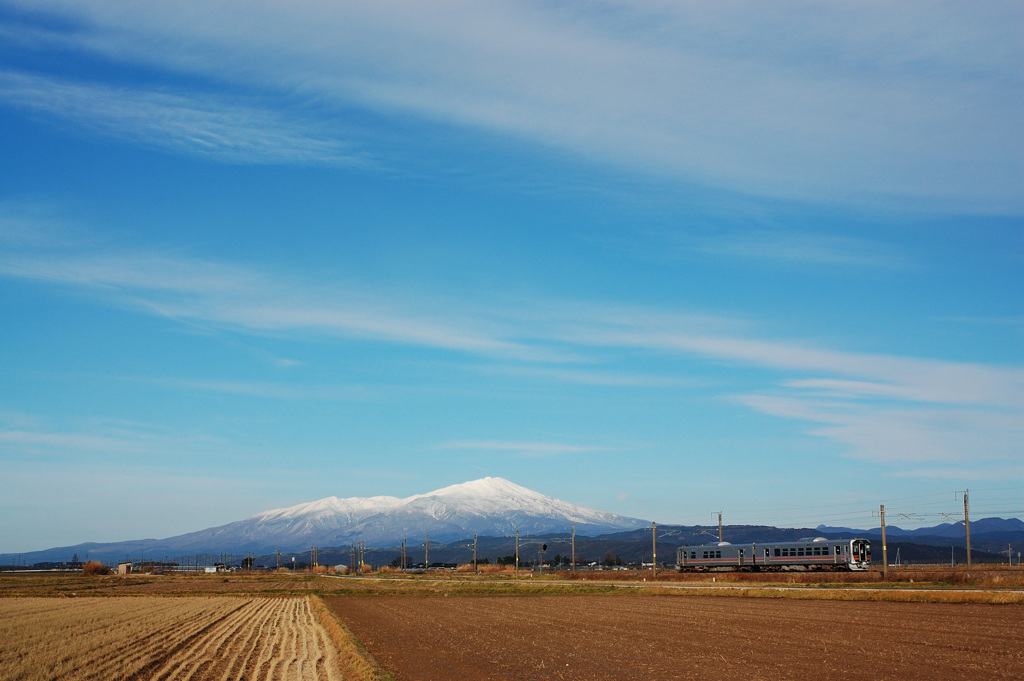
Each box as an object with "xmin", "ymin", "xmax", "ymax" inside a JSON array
[{"xmin": 1, "ymin": 1, "xmax": 1021, "ymax": 552}]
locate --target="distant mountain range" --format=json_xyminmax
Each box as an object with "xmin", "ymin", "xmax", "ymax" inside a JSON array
[
  {"xmin": 2, "ymin": 478, "xmax": 1021, "ymax": 566},
  {"xmin": 817, "ymin": 517, "xmax": 1024, "ymax": 538},
  {"xmin": 816, "ymin": 517, "xmax": 1024, "ymax": 559},
  {"xmin": 1, "ymin": 477, "xmax": 648, "ymax": 564}
]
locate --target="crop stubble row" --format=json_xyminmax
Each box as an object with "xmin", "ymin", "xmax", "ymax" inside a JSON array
[{"xmin": 0, "ymin": 596, "xmax": 343, "ymax": 681}]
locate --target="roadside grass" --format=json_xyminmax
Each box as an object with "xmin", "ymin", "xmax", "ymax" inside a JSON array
[
  {"xmin": 311, "ymin": 595, "xmax": 395, "ymax": 681},
  {"xmin": 4, "ymin": 565, "xmax": 1021, "ymax": 604}
]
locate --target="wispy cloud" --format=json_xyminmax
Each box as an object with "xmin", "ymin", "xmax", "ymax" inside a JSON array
[
  {"xmin": 125, "ymin": 375, "xmax": 388, "ymax": 403},
  {"xmin": 739, "ymin": 393, "xmax": 1022, "ymax": 466},
  {"xmin": 4, "ymin": 1, "xmax": 1021, "ymax": 208},
  {"xmin": 689, "ymin": 230, "xmax": 909, "ymax": 268},
  {"xmin": 0, "ymin": 417, "xmax": 228, "ymax": 463},
  {"xmin": 472, "ymin": 364, "xmax": 700, "ymax": 389},
  {"xmin": 437, "ymin": 440, "xmax": 617, "ymax": 458},
  {"xmin": 2, "ymin": 223, "xmax": 1020, "ymax": 469},
  {"xmin": 0, "ymin": 70, "xmax": 361, "ymax": 165},
  {"xmin": 0, "ymin": 245, "xmax": 549, "ymax": 360}
]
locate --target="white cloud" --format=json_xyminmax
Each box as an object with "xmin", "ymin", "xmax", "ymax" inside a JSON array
[
  {"xmin": 4, "ymin": 0, "xmax": 1021, "ymax": 208},
  {"xmin": 0, "ymin": 70, "xmax": 360, "ymax": 165},
  {"xmin": 690, "ymin": 230, "xmax": 909, "ymax": 269},
  {"xmin": 1, "ymin": 227, "xmax": 1020, "ymax": 470},
  {"xmin": 739, "ymin": 394, "xmax": 1022, "ymax": 465},
  {"xmin": 437, "ymin": 440, "xmax": 615, "ymax": 458},
  {"xmin": 0, "ymin": 246, "xmax": 549, "ymax": 360},
  {"xmin": 0, "ymin": 417, "xmax": 228, "ymax": 463}
]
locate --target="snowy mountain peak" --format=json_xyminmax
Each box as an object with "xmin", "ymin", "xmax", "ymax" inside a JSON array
[
  {"xmin": 251, "ymin": 494, "xmax": 403, "ymax": 523},
  {"xmin": 203, "ymin": 477, "xmax": 648, "ymax": 552},
  {"xmin": 409, "ymin": 477, "xmax": 547, "ymax": 506}
]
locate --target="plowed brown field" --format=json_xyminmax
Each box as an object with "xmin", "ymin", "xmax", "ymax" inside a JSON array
[
  {"xmin": 325, "ymin": 594, "xmax": 1023, "ymax": 680},
  {"xmin": 0, "ymin": 596, "xmax": 343, "ymax": 681}
]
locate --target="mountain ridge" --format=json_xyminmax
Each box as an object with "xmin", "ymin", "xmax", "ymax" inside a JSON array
[{"xmin": 0, "ymin": 477, "xmax": 649, "ymax": 563}]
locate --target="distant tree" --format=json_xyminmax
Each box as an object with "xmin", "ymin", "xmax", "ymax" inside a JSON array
[
  {"xmin": 602, "ymin": 551, "xmax": 622, "ymax": 567},
  {"xmin": 496, "ymin": 555, "xmax": 517, "ymax": 566}
]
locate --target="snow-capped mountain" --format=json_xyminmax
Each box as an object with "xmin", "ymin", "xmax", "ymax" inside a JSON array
[
  {"xmin": 10, "ymin": 478, "xmax": 648, "ymax": 561},
  {"xmin": 343, "ymin": 477, "xmax": 646, "ymax": 547}
]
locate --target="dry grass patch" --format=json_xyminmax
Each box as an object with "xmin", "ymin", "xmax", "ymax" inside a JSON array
[{"xmin": 80, "ymin": 561, "xmax": 110, "ymax": 576}]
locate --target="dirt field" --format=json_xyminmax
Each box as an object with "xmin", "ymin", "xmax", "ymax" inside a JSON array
[
  {"xmin": 0, "ymin": 596, "xmax": 343, "ymax": 681},
  {"xmin": 324, "ymin": 594, "xmax": 1024, "ymax": 680}
]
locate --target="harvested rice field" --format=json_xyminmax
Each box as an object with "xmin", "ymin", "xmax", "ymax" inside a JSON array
[{"xmin": 0, "ymin": 596, "xmax": 344, "ymax": 681}]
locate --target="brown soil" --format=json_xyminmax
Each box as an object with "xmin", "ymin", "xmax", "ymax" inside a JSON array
[{"xmin": 324, "ymin": 594, "xmax": 1023, "ymax": 680}]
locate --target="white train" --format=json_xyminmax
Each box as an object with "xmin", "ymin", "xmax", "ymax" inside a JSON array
[{"xmin": 676, "ymin": 537, "xmax": 871, "ymax": 572}]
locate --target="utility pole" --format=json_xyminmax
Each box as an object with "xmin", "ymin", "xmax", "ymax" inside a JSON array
[
  {"xmin": 880, "ymin": 504, "xmax": 888, "ymax": 579},
  {"xmin": 473, "ymin": 534, "xmax": 478, "ymax": 572},
  {"xmin": 571, "ymin": 525, "xmax": 576, "ymax": 572},
  {"xmin": 712, "ymin": 511, "xmax": 723, "ymax": 542},
  {"xmin": 425, "ymin": 535, "xmax": 429, "ymax": 569},
  {"xmin": 401, "ymin": 539, "xmax": 407, "ymax": 570},
  {"xmin": 515, "ymin": 530, "xmax": 519, "ymax": 573},
  {"xmin": 963, "ymin": 489, "xmax": 972, "ymax": 567},
  {"xmin": 652, "ymin": 521, "xmax": 657, "ymax": 578}
]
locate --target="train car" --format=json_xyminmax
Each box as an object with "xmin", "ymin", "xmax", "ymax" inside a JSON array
[{"xmin": 676, "ymin": 537, "xmax": 870, "ymax": 572}]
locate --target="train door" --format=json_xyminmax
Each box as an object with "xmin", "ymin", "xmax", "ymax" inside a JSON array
[
  {"xmin": 850, "ymin": 539, "xmax": 870, "ymax": 568},
  {"xmin": 737, "ymin": 548, "xmax": 744, "ymax": 567}
]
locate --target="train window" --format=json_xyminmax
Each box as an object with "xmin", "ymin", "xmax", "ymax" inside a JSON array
[
  {"xmin": 715, "ymin": 551, "xmax": 722, "ymax": 558},
  {"xmin": 702, "ymin": 551, "xmax": 708, "ymax": 559},
  {"xmin": 774, "ymin": 548, "xmax": 780, "ymax": 557},
  {"xmin": 691, "ymin": 552, "xmax": 696, "ymax": 559},
  {"xmin": 797, "ymin": 548, "xmax": 804, "ymax": 556},
  {"xmin": 835, "ymin": 547, "xmax": 840, "ymax": 556},
  {"xmin": 814, "ymin": 548, "xmax": 821, "ymax": 556}
]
